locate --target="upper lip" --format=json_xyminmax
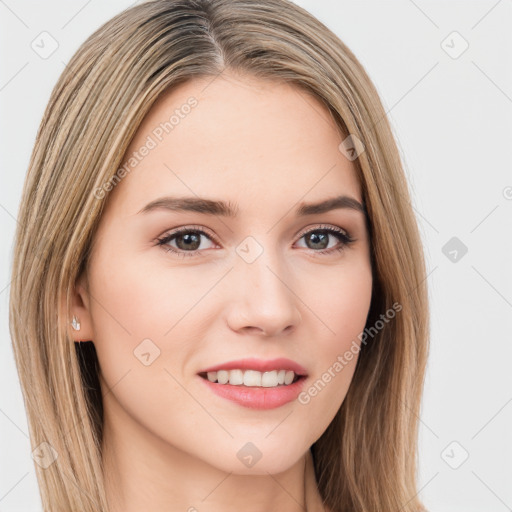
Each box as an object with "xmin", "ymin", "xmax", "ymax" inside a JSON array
[{"xmin": 199, "ymin": 357, "xmax": 308, "ymax": 376}]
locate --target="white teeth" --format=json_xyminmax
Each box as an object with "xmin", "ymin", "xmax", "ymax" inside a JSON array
[
  {"xmin": 228, "ymin": 369, "xmax": 244, "ymax": 385},
  {"xmin": 284, "ymin": 370, "xmax": 294, "ymax": 385},
  {"xmin": 205, "ymin": 369, "xmax": 299, "ymax": 387},
  {"xmin": 244, "ymin": 370, "xmax": 261, "ymax": 387},
  {"xmin": 261, "ymin": 370, "xmax": 277, "ymax": 387},
  {"xmin": 216, "ymin": 370, "xmax": 229, "ymax": 384}
]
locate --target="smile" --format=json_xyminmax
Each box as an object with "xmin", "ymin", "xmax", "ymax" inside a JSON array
[{"xmin": 199, "ymin": 369, "xmax": 301, "ymax": 387}]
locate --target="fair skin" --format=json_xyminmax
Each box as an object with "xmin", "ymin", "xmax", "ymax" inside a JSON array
[{"xmin": 70, "ymin": 71, "xmax": 372, "ymax": 512}]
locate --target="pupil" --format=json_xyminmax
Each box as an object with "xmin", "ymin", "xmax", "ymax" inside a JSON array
[
  {"xmin": 178, "ymin": 233, "xmax": 200, "ymax": 250},
  {"xmin": 308, "ymin": 232, "xmax": 328, "ymax": 250}
]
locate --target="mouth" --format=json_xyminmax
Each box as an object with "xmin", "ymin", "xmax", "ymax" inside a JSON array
[
  {"xmin": 196, "ymin": 368, "xmax": 308, "ymax": 410},
  {"xmin": 196, "ymin": 357, "xmax": 309, "ymax": 409}
]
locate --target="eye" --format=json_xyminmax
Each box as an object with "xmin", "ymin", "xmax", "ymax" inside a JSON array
[
  {"xmin": 295, "ymin": 224, "xmax": 355, "ymax": 256},
  {"xmin": 156, "ymin": 225, "xmax": 217, "ymax": 258},
  {"xmin": 156, "ymin": 224, "xmax": 355, "ymax": 258}
]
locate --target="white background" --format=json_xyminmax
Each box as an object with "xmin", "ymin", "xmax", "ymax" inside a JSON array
[{"xmin": 1, "ymin": 1, "xmax": 511, "ymax": 511}]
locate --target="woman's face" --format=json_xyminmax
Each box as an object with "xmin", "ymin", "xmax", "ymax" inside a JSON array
[{"xmin": 76, "ymin": 71, "xmax": 373, "ymax": 475}]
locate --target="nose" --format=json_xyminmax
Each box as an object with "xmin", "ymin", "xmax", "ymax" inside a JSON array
[{"xmin": 225, "ymin": 250, "xmax": 302, "ymax": 337}]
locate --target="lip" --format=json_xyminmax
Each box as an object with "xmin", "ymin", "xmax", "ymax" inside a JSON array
[
  {"xmin": 198, "ymin": 373, "xmax": 308, "ymax": 410},
  {"xmin": 198, "ymin": 357, "xmax": 308, "ymax": 376}
]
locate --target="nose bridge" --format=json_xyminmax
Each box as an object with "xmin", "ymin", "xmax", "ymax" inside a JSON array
[{"xmin": 228, "ymin": 235, "xmax": 301, "ymax": 335}]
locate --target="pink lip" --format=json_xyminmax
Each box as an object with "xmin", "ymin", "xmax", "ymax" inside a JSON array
[
  {"xmin": 198, "ymin": 357, "xmax": 308, "ymax": 376},
  {"xmin": 198, "ymin": 374, "xmax": 307, "ymax": 410},
  {"xmin": 197, "ymin": 357, "xmax": 309, "ymax": 410}
]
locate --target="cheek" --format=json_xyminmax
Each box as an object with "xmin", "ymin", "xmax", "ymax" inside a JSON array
[
  {"xmin": 87, "ymin": 251, "xmax": 220, "ymax": 392},
  {"xmin": 87, "ymin": 253, "xmax": 206, "ymax": 435},
  {"xmin": 86, "ymin": 253, "xmax": 168, "ymax": 384},
  {"xmin": 89, "ymin": 251, "xmax": 209, "ymax": 341},
  {"xmin": 326, "ymin": 274, "xmax": 372, "ymax": 343},
  {"xmin": 306, "ymin": 257, "xmax": 373, "ymax": 348},
  {"xmin": 294, "ymin": 259, "xmax": 372, "ymax": 434}
]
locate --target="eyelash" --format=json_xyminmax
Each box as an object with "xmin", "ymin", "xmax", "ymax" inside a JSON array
[{"xmin": 156, "ymin": 224, "xmax": 356, "ymax": 259}]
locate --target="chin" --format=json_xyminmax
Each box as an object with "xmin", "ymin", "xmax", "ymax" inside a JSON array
[{"xmin": 200, "ymin": 441, "xmax": 306, "ymax": 476}]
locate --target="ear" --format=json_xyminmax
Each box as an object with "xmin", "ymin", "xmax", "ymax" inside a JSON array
[{"xmin": 68, "ymin": 271, "xmax": 95, "ymax": 343}]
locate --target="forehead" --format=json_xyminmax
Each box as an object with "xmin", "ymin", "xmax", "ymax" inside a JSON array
[{"xmin": 105, "ymin": 72, "xmax": 362, "ymax": 219}]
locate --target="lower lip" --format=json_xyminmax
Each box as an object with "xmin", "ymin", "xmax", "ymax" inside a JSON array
[{"xmin": 198, "ymin": 375, "xmax": 307, "ymax": 410}]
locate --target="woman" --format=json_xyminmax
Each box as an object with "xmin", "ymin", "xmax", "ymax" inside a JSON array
[{"xmin": 9, "ymin": 0, "xmax": 430, "ymax": 511}]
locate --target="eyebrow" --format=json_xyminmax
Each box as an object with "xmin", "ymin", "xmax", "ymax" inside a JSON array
[{"xmin": 137, "ymin": 194, "xmax": 367, "ymax": 217}]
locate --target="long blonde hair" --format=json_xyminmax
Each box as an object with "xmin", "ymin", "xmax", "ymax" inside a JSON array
[{"xmin": 9, "ymin": 1, "xmax": 429, "ymax": 510}]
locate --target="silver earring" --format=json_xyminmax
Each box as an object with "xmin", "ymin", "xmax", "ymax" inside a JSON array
[{"xmin": 71, "ymin": 315, "xmax": 81, "ymax": 331}]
